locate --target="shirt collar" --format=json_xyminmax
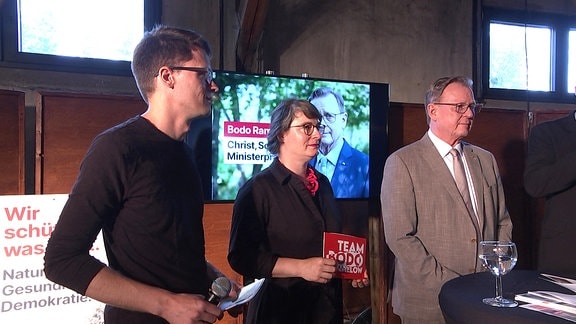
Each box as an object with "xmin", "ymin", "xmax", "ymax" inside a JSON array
[
  {"xmin": 318, "ymin": 138, "xmax": 344, "ymax": 164},
  {"xmin": 428, "ymin": 129, "xmax": 461, "ymax": 157}
]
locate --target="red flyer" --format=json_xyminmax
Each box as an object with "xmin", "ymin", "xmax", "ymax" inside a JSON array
[{"xmin": 323, "ymin": 232, "xmax": 367, "ymax": 279}]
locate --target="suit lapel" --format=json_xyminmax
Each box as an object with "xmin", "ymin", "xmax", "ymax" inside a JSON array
[
  {"xmin": 422, "ymin": 149, "xmax": 455, "ymax": 195},
  {"xmin": 559, "ymin": 112, "xmax": 576, "ymax": 133},
  {"xmin": 462, "ymin": 143, "xmax": 484, "ymax": 236},
  {"xmin": 421, "ymin": 135, "xmax": 482, "ymax": 238},
  {"xmin": 420, "ymin": 135, "xmax": 470, "ymax": 213}
]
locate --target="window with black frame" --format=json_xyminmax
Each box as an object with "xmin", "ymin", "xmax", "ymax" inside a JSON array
[
  {"xmin": 0, "ymin": 0, "xmax": 161, "ymax": 76},
  {"xmin": 481, "ymin": 7, "xmax": 576, "ymax": 103}
]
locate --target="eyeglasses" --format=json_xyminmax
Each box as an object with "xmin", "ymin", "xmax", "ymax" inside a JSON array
[
  {"xmin": 322, "ymin": 112, "xmax": 346, "ymax": 123},
  {"xmin": 432, "ymin": 102, "xmax": 483, "ymax": 115},
  {"xmin": 169, "ymin": 66, "xmax": 214, "ymax": 84},
  {"xmin": 290, "ymin": 123, "xmax": 326, "ymax": 136}
]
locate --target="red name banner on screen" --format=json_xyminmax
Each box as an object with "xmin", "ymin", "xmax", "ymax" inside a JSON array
[
  {"xmin": 323, "ymin": 232, "xmax": 366, "ymax": 280},
  {"xmin": 223, "ymin": 121, "xmax": 270, "ymax": 138},
  {"xmin": 222, "ymin": 121, "xmax": 274, "ymax": 165},
  {"xmin": 0, "ymin": 194, "xmax": 106, "ymax": 323}
]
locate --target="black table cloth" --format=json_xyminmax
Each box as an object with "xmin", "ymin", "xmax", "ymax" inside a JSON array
[{"xmin": 439, "ymin": 270, "xmax": 576, "ymax": 323}]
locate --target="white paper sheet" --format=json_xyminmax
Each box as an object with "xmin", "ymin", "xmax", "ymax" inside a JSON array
[{"xmin": 219, "ymin": 278, "xmax": 265, "ymax": 311}]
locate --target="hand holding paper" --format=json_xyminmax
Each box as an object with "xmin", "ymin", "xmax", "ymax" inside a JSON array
[{"xmin": 219, "ymin": 278, "xmax": 265, "ymax": 311}]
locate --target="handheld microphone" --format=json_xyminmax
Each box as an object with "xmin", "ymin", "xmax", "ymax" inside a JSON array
[{"xmin": 207, "ymin": 277, "xmax": 231, "ymax": 305}]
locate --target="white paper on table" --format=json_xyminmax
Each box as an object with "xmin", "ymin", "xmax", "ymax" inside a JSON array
[
  {"xmin": 516, "ymin": 291, "xmax": 576, "ymax": 313},
  {"xmin": 541, "ymin": 274, "xmax": 576, "ymax": 293},
  {"xmin": 219, "ymin": 278, "xmax": 265, "ymax": 310},
  {"xmin": 520, "ymin": 303, "xmax": 576, "ymax": 322}
]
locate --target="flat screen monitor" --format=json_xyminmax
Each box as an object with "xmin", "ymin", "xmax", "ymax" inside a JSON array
[{"xmin": 186, "ymin": 70, "xmax": 389, "ymax": 202}]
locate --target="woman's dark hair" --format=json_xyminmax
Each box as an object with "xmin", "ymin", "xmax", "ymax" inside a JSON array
[{"xmin": 267, "ymin": 99, "xmax": 322, "ymax": 155}]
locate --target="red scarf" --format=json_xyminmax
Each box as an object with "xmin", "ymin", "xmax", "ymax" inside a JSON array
[{"xmin": 305, "ymin": 166, "xmax": 319, "ymax": 196}]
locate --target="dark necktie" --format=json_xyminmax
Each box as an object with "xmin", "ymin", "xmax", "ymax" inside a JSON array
[{"xmin": 450, "ymin": 148, "xmax": 477, "ymax": 221}]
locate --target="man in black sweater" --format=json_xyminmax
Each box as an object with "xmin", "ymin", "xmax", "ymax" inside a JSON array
[{"xmin": 44, "ymin": 25, "xmax": 239, "ymax": 323}]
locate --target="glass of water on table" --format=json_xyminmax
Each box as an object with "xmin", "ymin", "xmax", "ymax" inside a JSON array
[{"xmin": 478, "ymin": 240, "xmax": 518, "ymax": 307}]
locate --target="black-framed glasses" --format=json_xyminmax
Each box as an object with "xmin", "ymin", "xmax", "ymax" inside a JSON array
[
  {"xmin": 432, "ymin": 102, "xmax": 483, "ymax": 115},
  {"xmin": 169, "ymin": 66, "xmax": 214, "ymax": 84},
  {"xmin": 322, "ymin": 112, "xmax": 346, "ymax": 123},
  {"xmin": 290, "ymin": 123, "xmax": 326, "ymax": 136}
]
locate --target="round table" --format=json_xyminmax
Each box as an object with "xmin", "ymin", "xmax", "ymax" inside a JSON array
[{"xmin": 439, "ymin": 270, "xmax": 576, "ymax": 323}]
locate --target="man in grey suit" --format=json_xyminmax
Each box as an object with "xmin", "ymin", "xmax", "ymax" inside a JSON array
[{"xmin": 380, "ymin": 76, "xmax": 513, "ymax": 323}]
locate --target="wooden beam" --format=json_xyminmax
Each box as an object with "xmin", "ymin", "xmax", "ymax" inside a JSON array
[{"xmin": 236, "ymin": 0, "xmax": 269, "ymax": 71}]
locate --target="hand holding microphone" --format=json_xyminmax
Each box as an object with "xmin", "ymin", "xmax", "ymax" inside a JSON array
[{"xmin": 207, "ymin": 277, "xmax": 232, "ymax": 305}]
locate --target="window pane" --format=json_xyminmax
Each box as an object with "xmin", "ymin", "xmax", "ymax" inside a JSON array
[
  {"xmin": 489, "ymin": 22, "xmax": 552, "ymax": 91},
  {"xmin": 568, "ymin": 29, "xmax": 576, "ymax": 93},
  {"xmin": 18, "ymin": 0, "xmax": 144, "ymax": 61}
]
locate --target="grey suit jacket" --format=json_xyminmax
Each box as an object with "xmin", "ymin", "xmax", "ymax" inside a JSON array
[{"xmin": 380, "ymin": 133, "xmax": 513, "ymax": 321}]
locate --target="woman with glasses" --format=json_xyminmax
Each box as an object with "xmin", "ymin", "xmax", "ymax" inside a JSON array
[{"xmin": 228, "ymin": 99, "xmax": 365, "ymax": 323}]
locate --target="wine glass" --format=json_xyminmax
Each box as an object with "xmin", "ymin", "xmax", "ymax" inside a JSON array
[{"xmin": 478, "ymin": 241, "xmax": 518, "ymax": 307}]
